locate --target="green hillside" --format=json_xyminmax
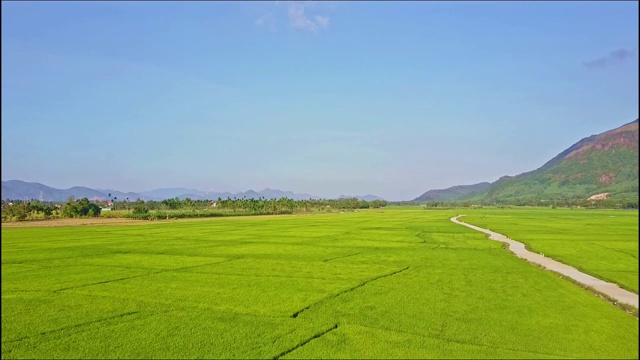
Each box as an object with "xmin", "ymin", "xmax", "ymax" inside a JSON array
[
  {"xmin": 469, "ymin": 119, "xmax": 639, "ymax": 205},
  {"xmin": 413, "ymin": 182, "xmax": 491, "ymax": 202}
]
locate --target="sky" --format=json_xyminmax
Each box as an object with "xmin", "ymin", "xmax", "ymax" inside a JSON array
[{"xmin": 2, "ymin": 1, "xmax": 638, "ymax": 201}]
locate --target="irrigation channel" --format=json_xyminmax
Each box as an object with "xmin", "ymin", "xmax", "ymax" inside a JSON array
[{"xmin": 451, "ymin": 215, "xmax": 639, "ymax": 309}]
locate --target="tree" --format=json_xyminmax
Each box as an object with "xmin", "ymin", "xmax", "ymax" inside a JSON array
[
  {"xmin": 183, "ymin": 198, "xmax": 195, "ymax": 209},
  {"xmin": 132, "ymin": 199, "xmax": 148, "ymax": 214},
  {"xmin": 3, "ymin": 202, "xmax": 30, "ymax": 221},
  {"xmin": 62, "ymin": 197, "xmax": 101, "ymax": 218}
]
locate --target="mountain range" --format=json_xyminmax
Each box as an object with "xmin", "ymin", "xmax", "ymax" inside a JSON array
[
  {"xmin": 414, "ymin": 118, "xmax": 639, "ymax": 203},
  {"xmin": 4, "ymin": 119, "xmax": 636, "ymax": 205},
  {"xmin": 1, "ymin": 181, "xmax": 388, "ymax": 202}
]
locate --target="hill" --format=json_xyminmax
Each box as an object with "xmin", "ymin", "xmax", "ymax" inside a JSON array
[
  {"xmin": 1, "ymin": 181, "xmax": 327, "ymax": 202},
  {"xmin": 413, "ymin": 182, "xmax": 492, "ymax": 202},
  {"xmin": 1, "ymin": 181, "xmax": 107, "ymax": 202},
  {"xmin": 473, "ymin": 119, "xmax": 639, "ymax": 204},
  {"xmin": 140, "ymin": 188, "xmax": 206, "ymax": 200},
  {"xmin": 258, "ymin": 188, "xmax": 320, "ymax": 200},
  {"xmin": 338, "ymin": 194, "xmax": 386, "ymax": 202}
]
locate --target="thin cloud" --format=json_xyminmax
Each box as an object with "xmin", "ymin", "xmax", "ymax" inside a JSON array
[
  {"xmin": 315, "ymin": 16, "xmax": 330, "ymax": 28},
  {"xmin": 288, "ymin": 3, "xmax": 329, "ymax": 32},
  {"xmin": 255, "ymin": 12, "xmax": 276, "ymax": 32},
  {"xmin": 583, "ymin": 48, "xmax": 634, "ymax": 69},
  {"xmin": 254, "ymin": 2, "xmax": 331, "ymax": 33}
]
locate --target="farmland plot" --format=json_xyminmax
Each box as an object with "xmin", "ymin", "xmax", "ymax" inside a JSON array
[
  {"xmin": 461, "ymin": 208, "xmax": 639, "ymax": 292},
  {"xmin": 2, "ymin": 209, "xmax": 638, "ymax": 358}
]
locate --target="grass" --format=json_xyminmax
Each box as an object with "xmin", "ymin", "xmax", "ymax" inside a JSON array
[
  {"xmin": 2, "ymin": 208, "xmax": 638, "ymax": 358},
  {"xmin": 460, "ymin": 208, "xmax": 639, "ymax": 293}
]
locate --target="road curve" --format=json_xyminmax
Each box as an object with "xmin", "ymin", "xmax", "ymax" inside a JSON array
[{"xmin": 451, "ymin": 215, "xmax": 639, "ymax": 309}]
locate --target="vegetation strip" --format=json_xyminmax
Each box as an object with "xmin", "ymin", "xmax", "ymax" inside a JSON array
[
  {"xmin": 290, "ymin": 266, "xmax": 410, "ymax": 318},
  {"xmin": 272, "ymin": 324, "xmax": 339, "ymax": 359},
  {"xmin": 451, "ymin": 215, "xmax": 639, "ymax": 309},
  {"xmin": 2, "ymin": 196, "xmax": 388, "ymax": 222}
]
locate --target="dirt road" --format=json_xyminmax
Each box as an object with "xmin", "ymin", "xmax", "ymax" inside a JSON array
[{"xmin": 451, "ymin": 215, "xmax": 638, "ymax": 309}]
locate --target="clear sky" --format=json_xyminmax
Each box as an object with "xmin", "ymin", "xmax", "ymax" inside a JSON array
[{"xmin": 2, "ymin": 1, "xmax": 638, "ymax": 201}]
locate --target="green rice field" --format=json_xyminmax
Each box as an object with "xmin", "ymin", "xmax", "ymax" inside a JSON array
[
  {"xmin": 2, "ymin": 208, "xmax": 638, "ymax": 358},
  {"xmin": 462, "ymin": 208, "xmax": 639, "ymax": 292}
]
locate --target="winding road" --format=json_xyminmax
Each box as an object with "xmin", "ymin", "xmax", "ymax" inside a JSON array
[{"xmin": 451, "ymin": 215, "xmax": 639, "ymax": 309}]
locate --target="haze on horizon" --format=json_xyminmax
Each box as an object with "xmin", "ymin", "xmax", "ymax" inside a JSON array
[{"xmin": 2, "ymin": 1, "xmax": 638, "ymax": 201}]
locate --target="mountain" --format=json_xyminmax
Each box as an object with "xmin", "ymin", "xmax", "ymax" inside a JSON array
[
  {"xmin": 258, "ymin": 188, "xmax": 320, "ymax": 200},
  {"xmin": 1, "ymin": 180, "xmax": 107, "ymax": 201},
  {"xmin": 140, "ymin": 188, "xmax": 207, "ymax": 199},
  {"xmin": 176, "ymin": 194, "xmax": 207, "ymax": 201},
  {"xmin": 473, "ymin": 119, "xmax": 639, "ymax": 203},
  {"xmin": 1, "ymin": 181, "xmax": 324, "ymax": 202},
  {"xmin": 95, "ymin": 189, "xmax": 150, "ymax": 201},
  {"xmin": 137, "ymin": 188, "xmax": 321, "ymax": 201},
  {"xmin": 338, "ymin": 194, "xmax": 386, "ymax": 201},
  {"xmin": 413, "ymin": 182, "xmax": 492, "ymax": 202}
]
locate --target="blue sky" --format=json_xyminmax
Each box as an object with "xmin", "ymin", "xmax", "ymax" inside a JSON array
[{"xmin": 2, "ymin": 1, "xmax": 638, "ymax": 201}]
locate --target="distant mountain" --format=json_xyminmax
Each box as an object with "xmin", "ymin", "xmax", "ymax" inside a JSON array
[
  {"xmin": 247, "ymin": 190, "xmax": 263, "ymax": 198},
  {"xmin": 473, "ymin": 119, "xmax": 639, "ymax": 203},
  {"xmin": 140, "ymin": 188, "xmax": 207, "ymax": 199},
  {"xmin": 136, "ymin": 187, "xmax": 321, "ymax": 201},
  {"xmin": 2, "ymin": 181, "xmax": 107, "ymax": 202},
  {"xmin": 258, "ymin": 188, "xmax": 320, "ymax": 200},
  {"xmin": 1, "ymin": 181, "xmax": 324, "ymax": 202},
  {"xmin": 338, "ymin": 194, "xmax": 386, "ymax": 201},
  {"xmin": 176, "ymin": 194, "xmax": 207, "ymax": 201},
  {"xmin": 413, "ymin": 182, "xmax": 492, "ymax": 202},
  {"xmin": 174, "ymin": 189, "xmax": 321, "ymax": 201},
  {"xmin": 95, "ymin": 189, "xmax": 150, "ymax": 201}
]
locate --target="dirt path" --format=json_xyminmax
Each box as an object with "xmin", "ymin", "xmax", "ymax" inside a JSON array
[{"xmin": 451, "ymin": 215, "xmax": 638, "ymax": 309}]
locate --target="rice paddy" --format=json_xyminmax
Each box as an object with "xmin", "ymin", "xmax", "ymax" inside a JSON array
[
  {"xmin": 2, "ymin": 208, "xmax": 638, "ymax": 358},
  {"xmin": 461, "ymin": 208, "xmax": 639, "ymax": 292}
]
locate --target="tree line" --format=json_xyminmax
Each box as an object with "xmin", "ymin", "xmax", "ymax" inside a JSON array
[
  {"xmin": 1, "ymin": 196, "xmax": 389, "ymax": 222},
  {"xmin": 4, "ymin": 194, "xmax": 634, "ymax": 223},
  {"xmin": 1, "ymin": 197, "xmax": 102, "ymax": 222}
]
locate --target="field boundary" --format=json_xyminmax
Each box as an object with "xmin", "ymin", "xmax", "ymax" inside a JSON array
[
  {"xmin": 322, "ymin": 249, "xmax": 377, "ymax": 262},
  {"xmin": 290, "ymin": 266, "xmax": 410, "ymax": 318},
  {"xmin": 451, "ymin": 215, "xmax": 639, "ymax": 310},
  {"xmin": 272, "ymin": 324, "xmax": 338, "ymax": 359},
  {"xmin": 349, "ymin": 323, "xmax": 567, "ymax": 358},
  {"xmin": 4, "ymin": 311, "xmax": 141, "ymax": 344}
]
